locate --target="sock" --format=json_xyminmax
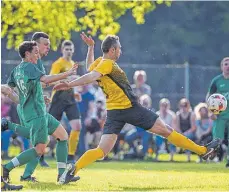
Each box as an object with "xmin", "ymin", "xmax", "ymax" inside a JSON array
[
  {"xmin": 8, "ymin": 121, "xmax": 30, "ymax": 139},
  {"xmin": 75, "ymin": 147, "xmax": 104, "ymax": 174},
  {"xmin": 56, "ymin": 140, "xmax": 68, "ymax": 175},
  {"xmin": 22, "ymin": 157, "xmax": 40, "ymax": 178},
  {"xmin": 68, "ymin": 130, "xmax": 80, "ymax": 156},
  {"xmin": 167, "ymin": 130, "xmax": 207, "ymax": 155},
  {"xmin": 5, "ymin": 148, "xmax": 38, "ymax": 171}
]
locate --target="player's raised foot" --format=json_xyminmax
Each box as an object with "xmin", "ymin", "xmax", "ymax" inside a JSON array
[
  {"xmin": 58, "ymin": 163, "xmax": 76, "ymax": 185},
  {"xmin": 20, "ymin": 175, "xmax": 38, "ymax": 182},
  {"xmin": 2, "ymin": 166, "xmax": 10, "ymax": 183},
  {"xmin": 201, "ymin": 139, "xmax": 221, "ymax": 160},
  {"xmin": 1, "ymin": 118, "xmax": 9, "ymax": 132},
  {"xmin": 1, "ymin": 179, "xmax": 23, "ymax": 191}
]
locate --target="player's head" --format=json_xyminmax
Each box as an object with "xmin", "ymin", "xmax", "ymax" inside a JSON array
[
  {"xmin": 159, "ymin": 98, "xmax": 170, "ymax": 112},
  {"xmin": 133, "ymin": 70, "xmax": 147, "ymax": 85},
  {"xmin": 178, "ymin": 98, "xmax": 191, "ymax": 113},
  {"xmin": 101, "ymin": 35, "xmax": 121, "ymax": 61},
  {"xmin": 61, "ymin": 40, "xmax": 74, "ymax": 60},
  {"xmin": 31, "ymin": 32, "xmax": 50, "ymax": 57},
  {"xmin": 220, "ymin": 57, "xmax": 229, "ymax": 75},
  {"xmin": 139, "ymin": 94, "xmax": 152, "ymax": 109},
  {"xmin": 18, "ymin": 41, "xmax": 39, "ymax": 64}
]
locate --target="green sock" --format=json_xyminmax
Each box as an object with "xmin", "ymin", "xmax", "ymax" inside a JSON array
[
  {"xmin": 56, "ymin": 140, "xmax": 68, "ymax": 175},
  {"xmin": 22, "ymin": 157, "xmax": 40, "ymax": 178},
  {"xmin": 8, "ymin": 121, "xmax": 30, "ymax": 139},
  {"xmin": 5, "ymin": 148, "xmax": 38, "ymax": 171}
]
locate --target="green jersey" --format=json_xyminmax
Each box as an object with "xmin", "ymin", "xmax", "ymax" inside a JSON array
[
  {"xmin": 208, "ymin": 74, "xmax": 229, "ymax": 119},
  {"xmin": 7, "ymin": 61, "xmax": 46, "ymax": 122}
]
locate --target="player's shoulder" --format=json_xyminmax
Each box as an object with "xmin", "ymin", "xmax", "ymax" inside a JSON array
[
  {"xmin": 212, "ymin": 74, "xmax": 223, "ymax": 82},
  {"xmin": 101, "ymin": 58, "xmax": 115, "ymax": 66}
]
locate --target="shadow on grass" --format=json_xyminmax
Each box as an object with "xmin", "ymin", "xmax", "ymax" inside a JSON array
[{"xmin": 26, "ymin": 182, "xmax": 66, "ymax": 191}]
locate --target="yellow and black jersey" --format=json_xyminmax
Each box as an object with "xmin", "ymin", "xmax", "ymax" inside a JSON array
[
  {"xmin": 50, "ymin": 57, "xmax": 75, "ymax": 104},
  {"xmin": 89, "ymin": 57, "xmax": 138, "ymax": 110}
]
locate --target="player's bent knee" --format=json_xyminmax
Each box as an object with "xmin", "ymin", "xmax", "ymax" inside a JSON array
[
  {"xmin": 35, "ymin": 144, "xmax": 46, "ymax": 156},
  {"xmin": 52, "ymin": 125, "xmax": 68, "ymax": 141}
]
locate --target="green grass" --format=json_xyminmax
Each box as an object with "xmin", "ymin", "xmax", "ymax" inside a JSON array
[{"xmin": 4, "ymin": 155, "xmax": 229, "ymax": 192}]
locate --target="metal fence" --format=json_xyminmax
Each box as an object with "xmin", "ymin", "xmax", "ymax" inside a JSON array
[{"xmin": 1, "ymin": 60, "xmax": 220, "ymax": 111}]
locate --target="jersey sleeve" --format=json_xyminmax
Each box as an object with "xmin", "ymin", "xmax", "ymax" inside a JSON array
[
  {"xmin": 24, "ymin": 64, "xmax": 45, "ymax": 80},
  {"xmin": 208, "ymin": 78, "xmax": 217, "ymax": 94},
  {"xmin": 88, "ymin": 57, "xmax": 103, "ymax": 72},
  {"xmin": 7, "ymin": 70, "xmax": 16, "ymax": 87},
  {"xmin": 93, "ymin": 59, "xmax": 113, "ymax": 75},
  {"xmin": 49, "ymin": 60, "xmax": 62, "ymax": 75}
]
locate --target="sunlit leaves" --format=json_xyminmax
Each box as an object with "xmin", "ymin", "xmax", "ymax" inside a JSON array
[{"xmin": 1, "ymin": 0, "xmax": 171, "ymax": 50}]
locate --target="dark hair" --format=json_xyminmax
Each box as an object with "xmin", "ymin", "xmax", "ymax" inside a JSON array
[
  {"xmin": 61, "ymin": 40, "xmax": 74, "ymax": 49},
  {"xmin": 31, "ymin": 32, "xmax": 49, "ymax": 42},
  {"xmin": 101, "ymin": 35, "xmax": 119, "ymax": 53},
  {"xmin": 18, "ymin": 41, "xmax": 37, "ymax": 59}
]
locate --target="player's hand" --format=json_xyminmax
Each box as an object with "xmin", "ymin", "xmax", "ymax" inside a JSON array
[
  {"xmin": 53, "ymin": 81, "xmax": 70, "ymax": 91},
  {"xmin": 1, "ymin": 85, "xmax": 13, "ymax": 96},
  {"xmin": 43, "ymin": 95, "xmax": 51, "ymax": 105},
  {"xmin": 67, "ymin": 64, "xmax": 78, "ymax": 76},
  {"xmin": 80, "ymin": 32, "xmax": 95, "ymax": 47}
]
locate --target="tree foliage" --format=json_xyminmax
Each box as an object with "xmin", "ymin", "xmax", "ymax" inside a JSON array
[{"xmin": 1, "ymin": 0, "xmax": 171, "ymax": 50}]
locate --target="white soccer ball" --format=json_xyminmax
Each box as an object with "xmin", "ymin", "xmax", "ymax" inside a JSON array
[{"xmin": 207, "ymin": 93, "xmax": 227, "ymax": 114}]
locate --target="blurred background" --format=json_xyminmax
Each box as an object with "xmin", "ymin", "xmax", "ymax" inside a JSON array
[{"xmin": 1, "ymin": 1, "xmax": 228, "ymax": 162}]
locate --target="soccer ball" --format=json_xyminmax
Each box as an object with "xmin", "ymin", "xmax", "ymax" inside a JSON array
[{"xmin": 207, "ymin": 93, "xmax": 227, "ymax": 114}]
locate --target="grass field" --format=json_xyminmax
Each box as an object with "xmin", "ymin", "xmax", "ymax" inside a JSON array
[{"xmin": 4, "ymin": 154, "xmax": 229, "ymax": 192}]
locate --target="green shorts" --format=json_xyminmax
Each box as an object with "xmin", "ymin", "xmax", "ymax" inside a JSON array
[
  {"xmin": 212, "ymin": 118, "xmax": 229, "ymax": 140},
  {"xmin": 25, "ymin": 113, "xmax": 60, "ymax": 146}
]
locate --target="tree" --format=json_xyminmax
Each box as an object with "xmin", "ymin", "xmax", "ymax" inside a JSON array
[{"xmin": 1, "ymin": 0, "xmax": 171, "ymax": 50}]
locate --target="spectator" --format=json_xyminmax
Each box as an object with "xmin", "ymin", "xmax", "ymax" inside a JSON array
[
  {"xmin": 131, "ymin": 70, "xmax": 151, "ymax": 98},
  {"xmin": 194, "ymin": 103, "xmax": 213, "ymax": 162},
  {"xmin": 155, "ymin": 98, "xmax": 177, "ymax": 161},
  {"xmin": 176, "ymin": 98, "xmax": 196, "ymax": 162}
]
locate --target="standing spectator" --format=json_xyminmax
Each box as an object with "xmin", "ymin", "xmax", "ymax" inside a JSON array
[
  {"xmin": 155, "ymin": 98, "xmax": 177, "ymax": 161},
  {"xmin": 194, "ymin": 103, "xmax": 213, "ymax": 162},
  {"xmin": 131, "ymin": 70, "xmax": 151, "ymax": 98},
  {"xmin": 176, "ymin": 98, "xmax": 196, "ymax": 162}
]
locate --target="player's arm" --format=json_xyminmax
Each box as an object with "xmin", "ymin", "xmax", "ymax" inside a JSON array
[
  {"xmin": 40, "ymin": 64, "xmax": 77, "ymax": 84},
  {"xmin": 80, "ymin": 32, "xmax": 95, "ymax": 70},
  {"xmin": 1, "ymin": 85, "xmax": 19, "ymax": 104}
]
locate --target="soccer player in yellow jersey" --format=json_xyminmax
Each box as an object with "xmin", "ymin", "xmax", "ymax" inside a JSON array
[
  {"xmin": 54, "ymin": 33, "xmax": 221, "ymax": 184},
  {"xmin": 49, "ymin": 40, "xmax": 81, "ymax": 162}
]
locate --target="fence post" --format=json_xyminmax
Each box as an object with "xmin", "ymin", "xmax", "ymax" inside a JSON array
[{"xmin": 184, "ymin": 62, "xmax": 189, "ymax": 99}]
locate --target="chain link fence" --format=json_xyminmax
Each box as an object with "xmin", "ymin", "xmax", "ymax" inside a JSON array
[{"xmin": 1, "ymin": 60, "xmax": 220, "ymax": 111}]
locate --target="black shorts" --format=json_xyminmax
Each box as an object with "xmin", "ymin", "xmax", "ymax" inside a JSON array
[
  {"xmin": 49, "ymin": 90, "xmax": 81, "ymax": 121},
  {"xmin": 103, "ymin": 103, "xmax": 159, "ymax": 135}
]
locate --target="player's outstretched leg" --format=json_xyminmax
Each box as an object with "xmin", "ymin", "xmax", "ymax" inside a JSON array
[
  {"xmin": 3, "ymin": 148, "xmax": 39, "ymax": 182},
  {"xmin": 149, "ymin": 118, "xmax": 220, "ymax": 160}
]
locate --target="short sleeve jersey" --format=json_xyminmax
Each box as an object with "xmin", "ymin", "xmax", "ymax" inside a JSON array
[
  {"xmin": 89, "ymin": 57, "xmax": 137, "ymax": 110},
  {"xmin": 7, "ymin": 61, "xmax": 46, "ymax": 122},
  {"xmin": 208, "ymin": 74, "xmax": 229, "ymax": 119}
]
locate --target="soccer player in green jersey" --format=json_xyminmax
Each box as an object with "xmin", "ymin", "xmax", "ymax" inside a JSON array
[
  {"xmin": 207, "ymin": 57, "xmax": 229, "ymax": 168},
  {"xmin": 2, "ymin": 40, "xmax": 77, "ymax": 184}
]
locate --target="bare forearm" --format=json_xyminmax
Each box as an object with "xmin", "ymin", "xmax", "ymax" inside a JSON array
[
  {"xmin": 86, "ymin": 46, "xmax": 94, "ymax": 70},
  {"xmin": 69, "ymin": 73, "xmax": 96, "ymax": 87},
  {"xmin": 41, "ymin": 72, "xmax": 68, "ymax": 84}
]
